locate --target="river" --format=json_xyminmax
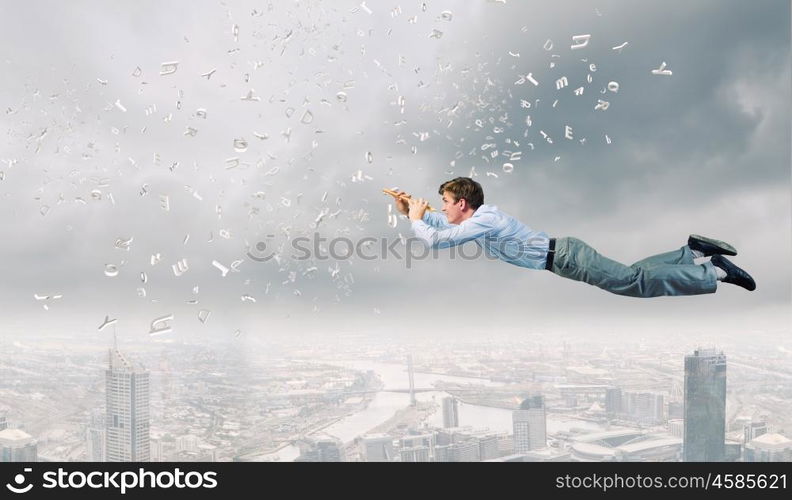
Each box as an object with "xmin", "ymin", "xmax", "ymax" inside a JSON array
[{"xmin": 262, "ymin": 359, "xmax": 603, "ymax": 461}]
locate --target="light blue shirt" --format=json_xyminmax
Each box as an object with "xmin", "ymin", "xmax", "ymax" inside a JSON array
[{"xmin": 410, "ymin": 204, "xmax": 551, "ymax": 270}]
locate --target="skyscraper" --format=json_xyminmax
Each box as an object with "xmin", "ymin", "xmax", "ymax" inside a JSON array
[
  {"xmin": 399, "ymin": 433, "xmax": 434, "ymax": 462},
  {"xmin": 360, "ymin": 434, "xmax": 394, "ymax": 462},
  {"xmin": 295, "ymin": 436, "xmax": 345, "ymax": 462},
  {"xmin": 105, "ymin": 347, "xmax": 150, "ymax": 462},
  {"xmin": 744, "ymin": 421, "xmax": 768, "ymax": 443},
  {"xmin": 513, "ymin": 395, "xmax": 547, "ymax": 453},
  {"xmin": 477, "ymin": 434, "xmax": 501, "ymax": 461},
  {"xmin": 605, "ymin": 387, "xmax": 622, "ymax": 416},
  {"xmin": 0, "ymin": 428, "xmax": 37, "ymax": 462},
  {"xmin": 623, "ymin": 391, "xmax": 665, "ymax": 425},
  {"xmin": 744, "ymin": 433, "xmax": 792, "ymax": 462},
  {"xmin": 86, "ymin": 409, "xmax": 105, "ymax": 462},
  {"xmin": 442, "ymin": 397, "xmax": 459, "ymax": 428},
  {"xmin": 683, "ymin": 348, "xmax": 726, "ymax": 462},
  {"xmin": 150, "ymin": 436, "xmax": 164, "ymax": 462}
]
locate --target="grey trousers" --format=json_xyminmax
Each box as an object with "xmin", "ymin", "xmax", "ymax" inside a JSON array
[{"xmin": 550, "ymin": 237, "xmax": 718, "ymax": 298}]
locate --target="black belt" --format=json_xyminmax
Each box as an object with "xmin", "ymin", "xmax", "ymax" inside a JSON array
[{"xmin": 545, "ymin": 238, "xmax": 556, "ymax": 271}]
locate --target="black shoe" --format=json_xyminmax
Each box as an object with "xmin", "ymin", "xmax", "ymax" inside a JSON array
[
  {"xmin": 711, "ymin": 254, "xmax": 756, "ymax": 291},
  {"xmin": 688, "ymin": 234, "xmax": 737, "ymax": 256}
]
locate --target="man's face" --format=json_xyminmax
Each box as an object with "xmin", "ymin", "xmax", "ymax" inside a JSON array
[{"xmin": 441, "ymin": 190, "xmax": 465, "ymax": 224}]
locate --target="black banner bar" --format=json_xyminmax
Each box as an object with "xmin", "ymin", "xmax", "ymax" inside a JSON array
[{"xmin": 1, "ymin": 462, "xmax": 790, "ymax": 498}]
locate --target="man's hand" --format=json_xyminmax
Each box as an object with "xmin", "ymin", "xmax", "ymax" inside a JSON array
[
  {"xmin": 408, "ymin": 197, "xmax": 429, "ymax": 221},
  {"xmin": 390, "ymin": 190, "xmax": 410, "ymax": 216}
]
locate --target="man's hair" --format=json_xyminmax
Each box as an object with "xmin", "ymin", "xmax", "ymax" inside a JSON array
[{"xmin": 438, "ymin": 177, "xmax": 484, "ymax": 209}]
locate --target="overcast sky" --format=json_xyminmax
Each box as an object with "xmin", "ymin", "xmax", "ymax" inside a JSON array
[{"xmin": 0, "ymin": 0, "xmax": 789, "ymax": 342}]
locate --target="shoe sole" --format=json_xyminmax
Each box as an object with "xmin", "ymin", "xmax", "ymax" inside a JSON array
[{"xmin": 689, "ymin": 234, "xmax": 737, "ymax": 256}]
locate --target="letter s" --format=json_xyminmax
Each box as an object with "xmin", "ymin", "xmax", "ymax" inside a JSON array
[
  {"xmin": 42, "ymin": 471, "xmax": 57, "ymax": 488},
  {"xmin": 291, "ymin": 237, "xmax": 311, "ymax": 260},
  {"xmin": 203, "ymin": 472, "xmax": 218, "ymax": 488}
]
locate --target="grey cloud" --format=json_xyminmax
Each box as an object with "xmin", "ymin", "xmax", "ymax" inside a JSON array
[{"xmin": 0, "ymin": 0, "xmax": 788, "ymax": 338}]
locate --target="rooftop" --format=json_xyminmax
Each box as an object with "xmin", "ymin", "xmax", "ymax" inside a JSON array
[
  {"xmin": 749, "ymin": 433, "xmax": 792, "ymax": 449},
  {"xmin": 572, "ymin": 429, "xmax": 644, "ymax": 444},
  {"xmin": 618, "ymin": 437, "xmax": 682, "ymax": 454},
  {"xmin": 0, "ymin": 428, "xmax": 34, "ymax": 444}
]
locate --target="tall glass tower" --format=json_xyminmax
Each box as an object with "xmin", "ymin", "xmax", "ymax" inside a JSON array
[
  {"xmin": 683, "ymin": 348, "xmax": 726, "ymax": 462},
  {"xmin": 442, "ymin": 397, "xmax": 459, "ymax": 428},
  {"xmin": 513, "ymin": 395, "xmax": 546, "ymax": 453},
  {"xmin": 105, "ymin": 347, "xmax": 150, "ymax": 462}
]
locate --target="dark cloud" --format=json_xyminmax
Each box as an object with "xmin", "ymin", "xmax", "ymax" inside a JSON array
[{"xmin": 0, "ymin": 0, "xmax": 788, "ymax": 338}]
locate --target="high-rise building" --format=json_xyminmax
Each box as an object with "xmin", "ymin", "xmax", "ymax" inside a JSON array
[
  {"xmin": 178, "ymin": 435, "xmax": 199, "ymax": 453},
  {"xmin": 498, "ymin": 435, "xmax": 514, "ymax": 456},
  {"xmin": 447, "ymin": 441, "xmax": 480, "ymax": 462},
  {"xmin": 744, "ymin": 421, "xmax": 768, "ymax": 443},
  {"xmin": 360, "ymin": 434, "xmax": 394, "ymax": 462},
  {"xmin": 0, "ymin": 411, "xmax": 7, "ymax": 431},
  {"xmin": 724, "ymin": 440, "xmax": 742, "ymax": 462},
  {"xmin": 0, "ymin": 428, "xmax": 37, "ymax": 462},
  {"xmin": 667, "ymin": 402, "xmax": 684, "ymax": 420},
  {"xmin": 105, "ymin": 347, "xmax": 150, "ymax": 462},
  {"xmin": 435, "ymin": 429, "xmax": 454, "ymax": 447},
  {"xmin": 668, "ymin": 419, "xmax": 684, "ymax": 438},
  {"xmin": 624, "ymin": 391, "xmax": 664, "ymax": 425},
  {"xmin": 683, "ymin": 348, "xmax": 726, "ymax": 462},
  {"xmin": 442, "ymin": 397, "xmax": 459, "ymax": 428},
  {"xmin": 400, "ymin": 446, "xmax": 431, "ymax": 462},
  {"xmin": 86, "ymin": 427, "xmax": 106, "ymax": 462},
  {"xmin": 605, "ymin": 387, "xmax": 622, "ymax": 415},
  {"xmin": 513, "ymin": 395, "xmax": 547, "ymax": 453},
  {"xmin": 86, "ymin": 409, "xmax": 105, "ymax": 462},
  {"xmin": 478, "ymin": 434, "xmax": 501, "ymax": 461},
  {"xmin": 744, "ymin": 434, "xmax": 792, "ymax": 462},
  {"xmin": 399, "ymin": 433, "xmax": 434, "ymax": 462},
  {"xmin": 434, "ymin": 444, "xmax": 451, "ymax": 462},
  {"xmin": 295, "ymin": 436, "xmax": 345, "ymax": 462},
  {"xmin": 399, "ymin": 448, "xmax": 432, "ymax": 462},
  {"xmin": 399, "ymin": 435, "xmax": 427, "ymax": 462},
  {"xmin": 150, "ymin": 437, "xmax": 164, "ymax": 462}
]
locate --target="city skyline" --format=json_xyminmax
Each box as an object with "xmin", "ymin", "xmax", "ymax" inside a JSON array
[{"xmin": 2, "ymin": 330, "xmax": 790, "ymax": 463}]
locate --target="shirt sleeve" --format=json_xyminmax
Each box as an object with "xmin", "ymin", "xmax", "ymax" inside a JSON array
[
  {"xmin": 411, "ymin": 213, "xmax": 495, "ymax": 249},
  {"xmin": 421, "ymin": 211, "xmax": 451, "ymax": 229}
]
